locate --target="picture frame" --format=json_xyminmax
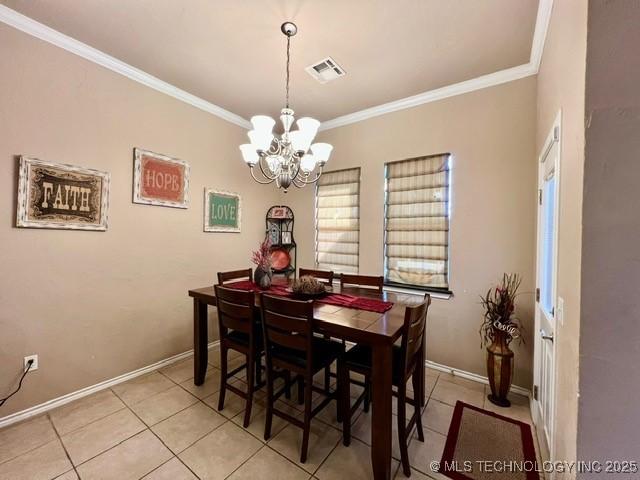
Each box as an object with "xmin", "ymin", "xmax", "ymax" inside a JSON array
[
  {"xmin": 269, "ymin": 206, "xmax": 288, "ymax": 219},
  {"xmin": 204, "ymin": 188, "xmax": 241, "ymax": 233},
  {"xmin": 133, "ymin": 148, "xmax": 189, "ymax": 208},
  {"xmin": 16, "ymin": 156, "xmax": 110, "ymax": 231}
]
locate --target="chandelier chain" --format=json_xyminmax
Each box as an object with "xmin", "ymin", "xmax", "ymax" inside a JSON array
[
  {"xmin": 241, "ymin": 22, "xmax": 331, "ymax": 192},
  {"xmin": 285, "ymin": 34, "xmax": 291, "ymax": 108}
]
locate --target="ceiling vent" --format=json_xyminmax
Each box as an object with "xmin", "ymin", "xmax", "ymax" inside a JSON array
[{"xmin": 305, "ymin": 57, "xmax": 345, "ymax": 84}]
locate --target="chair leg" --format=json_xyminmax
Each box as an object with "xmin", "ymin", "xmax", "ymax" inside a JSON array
[
  {"xmin": 264, "ymin": 362, "xmax": 274, "ymax": 440},
  {"xmin": 340, "ymin": 364, "xmax": 352, "ymax": 446},
  {"xmin": 300, "ymin": 378, "xmax": 313, "ymax": 463},
  {"xmin": 254, "ymin": 353, "xmax": 262, "ymax": 386},
  {"xmin": 284, "ymin": 369, "xmax": 292, "ymax": 400},
  {"xmin": 412, "ymin": 372, "xmax": 424, "ymax": 442},
  {"xmin": 324, "ymin": 365, "xmax": 331, "ymax": 393},
  {"xmin": 243, "ymin": 353, "xmax": 255, "ymax": 428},
  {"xmin": 397, "ymin": 383, "xmax": 411, "ymax": 477},
  {"xmin": 217, "ymin": 344, "xmax": 228, "ymax": 411},
  {"xmin": 363, "ymin": 375, "xmax": 371, "ymax": 413},
  {"xmin": 297, "ymin": 376, "xmax": 304, "ymax": 405}
]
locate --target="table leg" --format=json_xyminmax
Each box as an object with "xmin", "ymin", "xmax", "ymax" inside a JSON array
[
  {"xmin": 193, "ymin": 298, "xmax": 208, "ymax": 385},
  {"xmin": 371, "ymin": 342, "xmax": 393, "ymax": 480}
]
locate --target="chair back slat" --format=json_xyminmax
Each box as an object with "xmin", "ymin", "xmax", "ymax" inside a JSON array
[
  {"xmin": 215, "ymin": 285, "xmax": 255, "ymax": 335},
  {"xmin": 340, "ymin": 274, "xmax": 384, "ymax": 293},
  {"xmin": 401, "ymin": 295, "xmax": 431, "ymax": 372},
  {"xmin": 267, "ymin": 328, "xmax": 308, "ymax": 351},
  {"xmin": 299, "ymin": 268, "xmax": 334, "ymax": 285},
  {"xmin": 217, "ymin": 268, "xmax": 252, "ymax": 285},
  {"xmin": 260, "ymin": 294, "xmax": 314, "ymax": 365}
]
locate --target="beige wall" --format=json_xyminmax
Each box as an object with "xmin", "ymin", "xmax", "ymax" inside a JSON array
[
  {"xmin": 282, "ymin": 77, "xmax": 538, "ymax": 389},
  {"xmin": 0, "ymin": 24, "xmax": 278, "ymax": 416},
  {"xmin": 577, "ymin": 1, "xmax": 640, "ymax": 475},
  {"xmin": 535, "ymin": 0, "xmax": 587, "ymax": 468}
]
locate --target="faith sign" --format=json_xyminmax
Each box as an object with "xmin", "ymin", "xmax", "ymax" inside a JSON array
[
  {"xmin": 204, "ymin": 189, "xmax": 241, "ymax": 232},
  {"xmin": 16, "ymin": 157, "xmax": 110, "ymax": 231}
]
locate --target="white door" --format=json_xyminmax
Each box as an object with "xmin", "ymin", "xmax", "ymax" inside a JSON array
[{"xmin": 533, "ymin": 113, "xmax": 561, "ymax": 460}]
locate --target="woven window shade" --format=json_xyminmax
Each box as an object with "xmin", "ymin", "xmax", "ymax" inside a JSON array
[
  {"xmin": 385, "ymin": 155, "xmax": 450, "ymax": 289},
  {"xmin": 315, "ymin": 168, "xmax": 360, "ymax": 273}
]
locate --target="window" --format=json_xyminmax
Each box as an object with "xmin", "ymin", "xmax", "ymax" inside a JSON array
[
  {"xmin": 315, "ymin": 168, "xmax": 360, "ymax": 274},
  {"xmin": 384, "ymin": 154, "xmax": 451, "ymax": 291},
  {"xmin": 540, "ymin": 172, "xmax": 556, "ymax": 316}
]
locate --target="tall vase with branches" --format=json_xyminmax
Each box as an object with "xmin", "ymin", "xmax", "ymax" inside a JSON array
[
  {"xmin": 252, "ymin": 238, "xmax": 273, "ymax": 289},
  {"xmin": 480, "ymin": 273, "xmax": 524, "ymax": 407}
]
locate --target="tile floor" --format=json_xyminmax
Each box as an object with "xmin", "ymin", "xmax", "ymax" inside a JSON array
[{"xmin": 0, "ymin": 347, "xmax": 541, "ymax": 480}]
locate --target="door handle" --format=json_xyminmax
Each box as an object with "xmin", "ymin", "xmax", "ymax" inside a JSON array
[{"xmin": 540, "ymin": 329, "xmax": 554, "ymax": 342}]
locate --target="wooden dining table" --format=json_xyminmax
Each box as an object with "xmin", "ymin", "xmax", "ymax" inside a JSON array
[{"xmin": 188, "ymin": 283, "xmax": 424, "ymax": 480}]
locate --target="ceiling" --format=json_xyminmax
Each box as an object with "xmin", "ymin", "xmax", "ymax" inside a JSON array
[{"xmin": 1, "ymin": 0, "xmax": 539, "ymax": 123}]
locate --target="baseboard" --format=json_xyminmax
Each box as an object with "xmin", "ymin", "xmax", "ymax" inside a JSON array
[
  {"xmin": 1, "ymin": 344, "xmax": 529, "ymax": 429},
  {"xmin": 426, "ymin": 360, "xmax": 531, "ymax": 398},
  {"xmin": 0, "ymin": 341, "xmax": 220, "ymax": 429}
]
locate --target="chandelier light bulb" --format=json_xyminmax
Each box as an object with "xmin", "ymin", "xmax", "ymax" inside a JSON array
[
  {"xmin": 296, "ymin": 117, "xmax": 320, "ymax": 137},
  {"xmin": 239, "ymin": 144, "xmax": 259, "ymax": 166},
  {"xmin": 300, "ymin": 154, "xmax": 317, "ymax": 173},
  {"xmin": 310, "ymin": 143, "xmax": 333, "ymax": 165},
  {"xmin": 247, "ymin": 130, "xmax": 273, "ymax": 152},
  {"xmin": 250, "ymin": 115, "xmax": 276, "ymax": 133},
  {"xmin": 288, "ymin": 130, "xmax": 307, "ymax": 153}
]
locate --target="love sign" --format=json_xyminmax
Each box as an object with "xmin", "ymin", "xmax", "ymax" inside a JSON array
[{"xmin": 204, "ymin": 189, "xmax": 241, "ymax": 232}]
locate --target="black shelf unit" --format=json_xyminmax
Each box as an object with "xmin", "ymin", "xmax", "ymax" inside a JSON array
[{"xmin": 265, "ymin": 205, "xmax": 297, "ymax": 279}]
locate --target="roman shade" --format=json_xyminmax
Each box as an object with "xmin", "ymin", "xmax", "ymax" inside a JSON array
[
  {"xmin": 315, "ymin": 168, "xmax": 360, "ymax": 273},
  {"xmin": 385, "ymin": 154, "xmax": 450, "ymax": 289}
]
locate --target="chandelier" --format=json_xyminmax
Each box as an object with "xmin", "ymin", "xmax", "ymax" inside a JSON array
[{"xmin": 239, "ymin": 22, "xmax": 332, "ymax": 192}]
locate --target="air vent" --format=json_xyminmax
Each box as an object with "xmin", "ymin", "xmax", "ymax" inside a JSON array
[{"xmin": 305, "ymin": 57, "xmax": 345, "ymax": 84}]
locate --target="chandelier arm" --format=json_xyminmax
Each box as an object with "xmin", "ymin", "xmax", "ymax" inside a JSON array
[
  {"xmin": 294, "ymin": 169, "xmax": 323, "ymax": 185},
  {"xmin": 292, "ymin": 178, "xmax": 306, "ymax": 189},
  {"xmin": 258, "ymin": 156, "xmax": 278, "ymax": 180},
  {"xmin": 267, "ymin": 140, "xmax": 281, "ymax": 156},
  {"xmin": 249, "ymin": 166, "xmax": 275, "ymax": 185}
]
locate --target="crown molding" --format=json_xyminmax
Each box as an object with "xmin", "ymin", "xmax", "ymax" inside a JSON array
[
  {"xmin": 0, "ymin": 5, "xmax": 251, "ymax": 129},
  {"xmin": 319, "ymin": 0, "xmax": 553, "ymax": 131},
  {"xmin": 319, "ymin": 63, "xmax": 537, "ymax": 131},
  {"xmin": 530, "ymin": 0, "xmax": 554, "ymax": 71},
  {"xmin": 1, "ymin": 1, "xmax": 553, "ymax": 133}
]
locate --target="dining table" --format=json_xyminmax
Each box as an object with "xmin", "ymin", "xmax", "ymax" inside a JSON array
[{"xmin": 188, "ymin": 281, "xmax": 425, "ymax": 480}]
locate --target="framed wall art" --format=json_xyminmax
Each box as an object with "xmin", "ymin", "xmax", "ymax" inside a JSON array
[
  {"xmin": 204, "ymin": 189, "xmax": 241, "ymax": 233},
  {"xmin": 270, "ymin": 206, "xmax": 288, "ymax": 219},
  {"xmin": 133, "ymin": 148, "xmax": 189, "ymax": 208},
  {"xmin": 16, "ymin": 156, "xmax": 110, "ymax": 231}
]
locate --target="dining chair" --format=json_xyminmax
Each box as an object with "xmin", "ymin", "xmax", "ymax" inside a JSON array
[
  {"xmin": 340, "ymin": 273, "xmax": 384, "ymax": 293},
  {"xmin": 217, "ymin": 268, "xmax": 252, "ymax": 285},
  {"xmin": 339, "ymin": 295, "xmax": 431, "ymax": 477},
  {"xmin": 298, "ymin": 267, "xmax": 334, "ymax": 285},
  {"xmin": 337, "ymin": 273, "xmax": 384, "ymax": 402},
  {"xmin": 259, "ymin": 294, "xmax": 345, "ymax": 463},
  {"xmin": 214, "ymin": 285, "xmax": 267, "ymax": 427},
  {"xmin": 299, "ymin": 267, "xmax": 336, "ymax": 391}
]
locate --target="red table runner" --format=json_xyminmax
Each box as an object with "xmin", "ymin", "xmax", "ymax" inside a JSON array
[{"xmin": 225, "ymin": 280, "xmax": 394, "ymax": 314}]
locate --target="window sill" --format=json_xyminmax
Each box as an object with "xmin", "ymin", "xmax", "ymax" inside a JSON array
[{"xmin": 383, "ymin": 284, "xmax": 453, "ymax": 300}]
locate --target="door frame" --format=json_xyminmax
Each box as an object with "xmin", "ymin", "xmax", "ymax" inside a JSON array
[{"xmin": 532, "ymin": 110, "xmax": 561, "ymax": 465}]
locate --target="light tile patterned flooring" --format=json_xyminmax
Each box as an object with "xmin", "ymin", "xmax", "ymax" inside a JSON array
[{"xmin": 0, "ymin": 347, "xmax": 541, "ymax": 480}]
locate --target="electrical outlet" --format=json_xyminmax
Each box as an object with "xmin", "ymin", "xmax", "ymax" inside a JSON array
[{"xmin": 24, "ymin": 355, "xmax": 38, "ymax": 371}]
